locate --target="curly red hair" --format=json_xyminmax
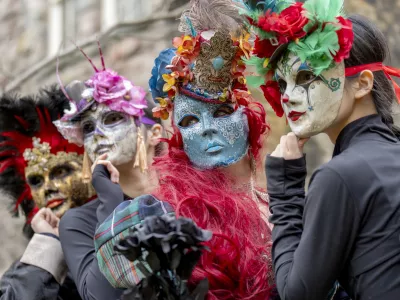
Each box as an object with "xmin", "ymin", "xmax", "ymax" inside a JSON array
[{"xmin": 151, "ymin": 100, "xmax": 273, "ymax": 299}]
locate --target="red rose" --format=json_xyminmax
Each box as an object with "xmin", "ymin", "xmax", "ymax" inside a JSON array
[
  {"xmin": 271, "ymin": 3, "xmax": 308, "ymax": 42},
  {"xmin": 257, "ymin": 12, "xmax": 280, "ymax": 33},
  {"xmin": 253, "ymin": 36, "xmax": 279, "ymax": 58},
  {"xmin": 260, "ymin": 81, "xmax": 284, "ymax": 117},
  {"xmin": 333, "ymin": 16, "xmax": 354, "ymax": 63}
]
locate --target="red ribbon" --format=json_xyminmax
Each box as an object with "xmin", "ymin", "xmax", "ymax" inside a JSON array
[{"xmin": 345, "ymin": 62, "xmax": 400, "ymax": 103}]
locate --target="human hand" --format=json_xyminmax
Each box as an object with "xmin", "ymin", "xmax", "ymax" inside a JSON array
[
  {"xmin": 92, "ymin": 153, "xmax": 120, "ymax": 183},
  {"xmin": 271, "ymin": 132, "xmax": 309, "ymax": 160},
  {"xmin": 31, "ymin": 208, "xmax": 60, "ymax": 236}
]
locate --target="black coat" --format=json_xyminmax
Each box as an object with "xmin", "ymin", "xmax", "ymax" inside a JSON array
[{"xmin": 266, "ymin": 115, "xmax": 400, "ymax": 300}]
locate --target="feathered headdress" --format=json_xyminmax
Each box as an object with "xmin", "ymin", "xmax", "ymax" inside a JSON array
[
  {"xmin": 149, "ymin": 0, "xmax": 253, "ymax": 120},
  {"xmin": 0, "ymin": 86, "xmax": 82, "ymax": 236},
  {"xmin": 240, "ymin": 0, "xmax": 354, "ymax": 116}
]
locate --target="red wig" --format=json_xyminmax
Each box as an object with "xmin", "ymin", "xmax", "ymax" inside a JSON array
[{"xmin": 151, "ymin": 99, "xmax": 273, "ymax": 299}]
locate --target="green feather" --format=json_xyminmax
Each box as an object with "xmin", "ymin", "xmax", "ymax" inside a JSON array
[
  {"xmin": 289, "ymin": 25, "xmax": 339, "ymax": 75},
  {"xmin": 243, "ymin": 56, "xmax": 272, "ymax": 76},
  {"xmin": 304, "ymin": 0, "xmax": 344, "ymax": 23},
  {"xmin": 246, "ymin": 75, "xmax": 266, "ymax": 88}
]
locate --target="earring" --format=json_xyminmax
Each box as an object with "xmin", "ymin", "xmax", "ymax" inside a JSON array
[
  {"xmin": 134, "ymin": 128, "xmax": 148, "ymax": 173},
  {"xmin": 82, "ymin": 151, "xmax": 92, "ymax": 183}
]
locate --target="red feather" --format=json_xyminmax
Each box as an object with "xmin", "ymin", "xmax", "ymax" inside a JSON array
[{"xmin": 0, "ymin": 106, "xmax": 83, "ymax": 214}]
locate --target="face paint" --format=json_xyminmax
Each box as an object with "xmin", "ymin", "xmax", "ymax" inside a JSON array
[
  {"xmin": 80, "ymin": 104, "xmax": 138, "ymax": 165},
  {"xmin": 174, "ymin": 94, "xmax": 249, "ymax": 169},
  {"xmin": 276, "ymin": 52, "xmax": 345, "ymax": 137},
  {"xmin": 25, "ymin": 154, "xmax": 95, "ymax": 217}
]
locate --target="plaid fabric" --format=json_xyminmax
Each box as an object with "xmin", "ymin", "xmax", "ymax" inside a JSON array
[{"xmin": 95, "ymin": 194, "xmax": 174, "ymax": 288}]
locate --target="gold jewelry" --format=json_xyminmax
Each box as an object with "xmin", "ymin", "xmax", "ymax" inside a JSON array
[
  {"xmin": 134, "ymin": 128, "xmax": 148, "ymax": 173},
  {"xmin": 82, "ymin": 150, "xmax": 92, "ymax": 183}
]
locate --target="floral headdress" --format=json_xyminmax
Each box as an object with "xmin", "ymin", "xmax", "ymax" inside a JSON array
[
  {"xmin": 241, "ymin": 0, "xmax": 354, "ymax": 117},
  {"xmin": 149, "ymin": 0, "xmax": 253, "ymax": 120},
  {"xmin": 55, "ymin": 42, "xmax": 153, "ymax": 145}
]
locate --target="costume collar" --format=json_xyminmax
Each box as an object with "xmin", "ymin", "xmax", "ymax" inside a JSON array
[{"xmin": 333, "ymin": 114, "xmax": 398, "ymax": 156}]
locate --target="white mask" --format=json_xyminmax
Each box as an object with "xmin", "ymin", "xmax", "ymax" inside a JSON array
[
  {"xmin": 80, "ymin": 104, "xmax": 138, "ymax": 165},
  {"xmin": 276, "ymin": 52, "xmax": 345, "ymax": 137}
]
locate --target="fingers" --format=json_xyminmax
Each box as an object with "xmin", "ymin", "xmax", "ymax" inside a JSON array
[
  {"xmin": 96, "ymin": 161, "xmax": 120, "ymax": 183},
  {"xmin": 273, "ymin": 133, "xmax": 307, "ymax": 160},
  {"xmin": 91, "ymin": 153, "xmax": 108, "ymax": 172}
]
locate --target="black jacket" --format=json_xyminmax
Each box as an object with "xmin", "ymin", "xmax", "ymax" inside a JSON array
[
  {"xmin": 266, "ymin": 115, "xmax": 400, "ymax": 300},
  {"xmin": 0, "ymin": 244, "xmax": 81, "ymax": 300},
  {"xmin": 59, "ymin": 165, "xmax": 125, "ymax": 300}
]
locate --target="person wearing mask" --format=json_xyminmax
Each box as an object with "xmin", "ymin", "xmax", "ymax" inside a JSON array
[{"xmin": 244, "ymin": 0, "xmax": 400, "ymax": 299}]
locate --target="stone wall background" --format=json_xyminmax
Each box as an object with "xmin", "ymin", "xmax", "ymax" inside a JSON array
[{"xmin": 0, "ymin": 0, "xmax": 399, "ymax": 276}]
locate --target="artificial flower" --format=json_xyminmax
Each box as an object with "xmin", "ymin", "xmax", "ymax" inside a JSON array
[
  {"xmin": 149, "ymin": 48, "xmax": 176, "ymax": 100},
  {"xmin": 272, "ymin": 3, "xmax": 308, "ymax": 43},
  {"xmin": 233, "ymin": 31, "xmax": 252, "ymax": 60},
  {"xmin": 152, "ymin": 106, "xmax": 170, "ymax": 120},
  {"xmin": 253, "ymin": 36, "xmax": 279, "ymax": 59},
  {"xmin": 85, "ymin": 69, "xmax": 147, "ymax": 117},
  {"xmin": 162, "ymin": 73, "xmax": 177, "ymax": 92},
  {"xmin": 173, "ymin": 35, "xmax": 201, "ymax": 60},
  {"xmin": 260, "ymin": 80, "xmax": 284, "ymax": 117},
  {"xmin": 333, "ymin": 16, "xmax": 354, "ymax": 63}
]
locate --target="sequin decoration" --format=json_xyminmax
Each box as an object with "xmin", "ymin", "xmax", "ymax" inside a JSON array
[{"xmin": 174, "ymin": 94, "xmax": 249, "ymax": 169}]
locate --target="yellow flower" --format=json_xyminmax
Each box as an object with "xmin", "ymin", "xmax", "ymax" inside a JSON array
[{"xmin": 162, "ymin": 74, "xmax": 176, "ymax": 92}]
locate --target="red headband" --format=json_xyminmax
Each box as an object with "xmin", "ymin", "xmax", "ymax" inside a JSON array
[{"xmin": 345, "ymin": 62, "xmax": 400, "ymax": 103}]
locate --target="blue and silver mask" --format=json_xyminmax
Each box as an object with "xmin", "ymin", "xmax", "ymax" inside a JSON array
[{"xmin": 174, "ymin": 94, "xmax": 249, "ymax": 169}]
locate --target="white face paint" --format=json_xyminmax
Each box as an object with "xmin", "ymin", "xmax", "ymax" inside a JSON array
[
  {"xmin": 80, "ymin": 103, "xmax": 137, "ymax": 165},
  {"xmin": 276, "ymin": 52, "xmax": 345, "ymax": 137}
]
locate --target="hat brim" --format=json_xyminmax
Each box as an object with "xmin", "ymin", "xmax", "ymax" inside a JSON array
[
  {"xmin": 70, "ymin": 99, "xmax": 96, "ymax": 122},
  {"xmin": 269, "ymin": 43, "xmax": 289, "ymax": 68}
]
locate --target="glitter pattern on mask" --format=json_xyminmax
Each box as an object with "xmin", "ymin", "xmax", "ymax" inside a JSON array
[
  {"xmin": 81, "ymin": 104, "xmax": 138, "ymax": 165},
  {"xmin": 174, "ymin": 94, "xmax": 249, "ymax": 169}
]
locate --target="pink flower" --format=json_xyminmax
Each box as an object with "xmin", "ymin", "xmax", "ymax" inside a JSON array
[{"xmin": 85, "ymin": 69, "xmax": 147, "ymax": 117}]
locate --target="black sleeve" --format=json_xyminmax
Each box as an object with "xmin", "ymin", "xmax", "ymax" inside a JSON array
[
  {"xmin": 92, "ymin": 164, "xmax": 125, "ymax": 224},
  {"xmin": 59, "ymin": 208, "xmax": 123, "ymax": 300},
  {"xmin": 0, "ymin": 260, "xmax": 60, "ymax": 300},
  {"xmin": 58, "ymin": 164, "xmax": 125, "ymax": 300},
  {"xmin": 266, "ymin": 156, "xmax": 359, "ymax": 300}
]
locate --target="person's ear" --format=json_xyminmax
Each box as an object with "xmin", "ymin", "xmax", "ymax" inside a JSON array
[
  {"xmin": 354, "ymin": 70, "xmax": 374, "ymax": 100},
  {"xmin": 147, "ymin": 124, "xmax": 162, "ymax": 146}
]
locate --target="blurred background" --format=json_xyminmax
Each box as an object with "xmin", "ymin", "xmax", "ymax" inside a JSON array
[{"xmin": 0, "ymin": 0, "xmax": 399, "ymax": 275}]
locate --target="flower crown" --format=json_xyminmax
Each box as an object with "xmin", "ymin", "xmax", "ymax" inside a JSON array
[
  {"xmin": 242, "ymin": 0, "xmax": 354, "ymax": 117},
  {"xmin": 150, "ymin": 29, "xmax": 253, "ymax": 120},
  {"xmin": 58, "ymin": 42, "xmax": 148, "ymax": 122}
]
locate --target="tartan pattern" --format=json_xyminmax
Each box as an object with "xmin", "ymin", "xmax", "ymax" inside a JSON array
[
  {"xmin": 97, "ymin": 229, "xmax": 153, "ymax": 288},
  {"xmin": 94, "ymin": 194, "xmax": 175, "ymax": 288}
]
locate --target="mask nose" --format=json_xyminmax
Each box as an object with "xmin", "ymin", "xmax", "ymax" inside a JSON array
[
  {"xmin": 44, "ymin": 180, "xmax": 59, "ymax": 201},
  {"xmin": 201, "ymin": 127, "xmax": 218, "ymax": 137},
  {"xmin": 94, "ymin": 126, "xmax": 105, "ymax": 137},
  {"xmin": 200, "ymin": 112, "xmax": 218, "ymax": 137}
]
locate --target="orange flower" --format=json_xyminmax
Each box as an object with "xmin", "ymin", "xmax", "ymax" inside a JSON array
[
  {"xmin": 152, "ymin": 106, "xmax": 169, "ymax": 120},
  {"xmin": 153, "ymin": 98, "xmax": 173, "ymax": 120},
  {"xmin": 173, "ymin": 35, "xmax": 200, "ymax": 60},
  {"xmin": 235, "ymin": 31, "xmax": 252, "ymax": 60}
]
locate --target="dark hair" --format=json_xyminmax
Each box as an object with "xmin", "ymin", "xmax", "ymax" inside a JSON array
[{"xmin": 345, "ymin": 15, "xmax": 400, "ymax": 136}]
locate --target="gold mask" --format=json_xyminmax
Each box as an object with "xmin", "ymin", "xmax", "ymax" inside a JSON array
[{"xmin": 24, "ymin": 137, "xmax": 95, "ymax": 217}]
